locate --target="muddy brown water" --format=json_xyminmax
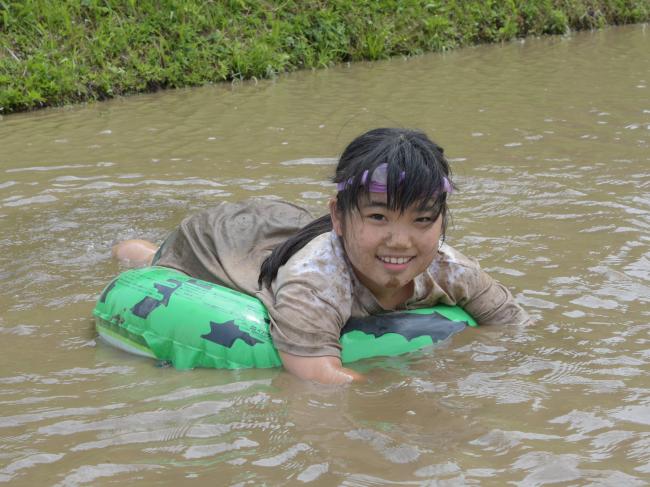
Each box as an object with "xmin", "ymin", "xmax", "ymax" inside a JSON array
[{"xmin": 1, "ymin": 24, "xmax": 649, "ymax": 485}]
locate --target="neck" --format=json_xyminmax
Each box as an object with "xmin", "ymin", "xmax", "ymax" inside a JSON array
[
  {"xmin": 377, "ymin": 281, "xmax": 414, "ymax": 310},
  {"xmin": 356, "ymin": 273, "xmax": 414, "ymax": 310}
]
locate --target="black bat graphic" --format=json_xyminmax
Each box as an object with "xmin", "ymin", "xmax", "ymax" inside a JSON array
[
  {"xmin": 342, "ymin": 312, "xmax": 466, "ymax": 342},
  {"xmin": 131, "ymin": 279, "xmax": 183, "ymax": 319},
  {"xmin": 201, "ymin": 320, "xmax": 263, "ymax": 347}
]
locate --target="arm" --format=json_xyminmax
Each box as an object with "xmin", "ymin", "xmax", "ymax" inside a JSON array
[
  {"xmin": 264, "ymin": 234, "xmax": 360, "ymax": 383},
  {"xmin": 279, "ymin": 352, "xmax": 365, "ymax": 384},
  {"xmin": 434, "ymin": 245, "xmax": 531, "ymax": 326},
  {"xmin": 462, "ymin": 268, "xmax": 531, "ymax": 326}
]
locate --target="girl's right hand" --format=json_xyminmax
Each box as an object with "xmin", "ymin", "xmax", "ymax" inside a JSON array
[{"xmin": 279, "ymin": 352, "xmax": 365, "ymax": 384}]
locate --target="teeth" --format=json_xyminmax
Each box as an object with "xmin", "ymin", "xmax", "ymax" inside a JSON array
[{"xmin": 379, "ymin": 256, "xmax": 410, "ymax": 264}]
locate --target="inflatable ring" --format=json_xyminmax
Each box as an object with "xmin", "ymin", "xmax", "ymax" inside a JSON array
[{"xmin": 93, "ymin": 266, "xmax": 477, "ymax": 369}]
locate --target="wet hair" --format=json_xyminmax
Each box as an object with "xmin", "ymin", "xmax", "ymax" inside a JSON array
[{"xmin": 258, "ymin": 127, "xmax": 454, "ymax": 288}]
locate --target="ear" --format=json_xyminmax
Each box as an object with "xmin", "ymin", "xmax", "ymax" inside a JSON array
[{"xmin": 329, "ymin": 198, "xmax": 343, "ymax": 237}]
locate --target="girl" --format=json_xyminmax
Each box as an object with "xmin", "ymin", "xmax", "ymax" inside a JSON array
[{"xmin": 114, "ymin": 128, "xmax": 530, "ymax": 384}]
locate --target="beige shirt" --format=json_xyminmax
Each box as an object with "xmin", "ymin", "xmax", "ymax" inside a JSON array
[{"xmin": 154, "ymin": 199, "xmax": 530, "ymax": 358}]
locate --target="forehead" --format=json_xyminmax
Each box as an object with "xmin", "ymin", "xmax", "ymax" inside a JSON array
[{"xmin": 357, "ymin": 193, "xmax": 439, "ymax": 211}]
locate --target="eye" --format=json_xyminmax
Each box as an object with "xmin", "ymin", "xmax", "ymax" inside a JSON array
[
  {"xmin": 415, "ymin": 207, "xmax": 442, "ymax": 224},
  {"xmin": 367, "ymin": 213, "xmax": 386, "ymax": 221}
]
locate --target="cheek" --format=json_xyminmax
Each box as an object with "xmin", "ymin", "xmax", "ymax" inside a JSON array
[
  {"xmin": 358, "ymin": 227, "xmax": 384, "ymax": 253},
  {"xmin": 347, "ymin": 231, "xmax": 370, "ymax": 257},
  {"xmin": 418, "ymin": 227, "xmax": 442, "ymax": 259},
  {"xmin": 344, "ymin": 225, "xmax": 380, "ymax": 262}
]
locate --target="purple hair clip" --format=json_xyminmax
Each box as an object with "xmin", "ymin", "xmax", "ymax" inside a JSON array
[
  {"xmin": 336, "ymin": 163, "xmax": 452, "ymax": 195},
  {"xmin": 442, "ymin": 177, "xmax": 453, "ymax": 194}
]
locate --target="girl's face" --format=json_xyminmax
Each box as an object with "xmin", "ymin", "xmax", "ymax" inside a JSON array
[{"xmin": 330, "ymin": 193, "xmax": 443, "ymax": 307}]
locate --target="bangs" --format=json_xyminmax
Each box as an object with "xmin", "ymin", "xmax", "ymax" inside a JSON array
[{"xmin": 334, "ymin": 128, "xmax": 453, "ymax": 215}]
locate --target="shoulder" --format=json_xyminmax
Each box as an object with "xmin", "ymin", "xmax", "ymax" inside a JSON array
[
  {"xmin": 418, "ymin": 243, "xmax": 488, "ymax": 304},
  {"xmin": 428, "ymin": 243, "xmax": 483, "ymax": 278},
  {"xmin": 276, "ymin": 232, "xmax": 352, "ymax": 304},
  {"xmin": 283, "ymin": 231, "xmax": 347, "ymax": 270}
]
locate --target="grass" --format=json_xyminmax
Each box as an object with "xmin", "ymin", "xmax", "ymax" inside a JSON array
[{"xmin": 1, "ymin": 0, "xmax": 648, "ymax": 114}]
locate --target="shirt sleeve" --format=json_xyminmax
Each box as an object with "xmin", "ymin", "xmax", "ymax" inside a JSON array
[
  {"xmin": 254, "ymin": 232, "xmax": 354, "ymax": 358},
  {"xmin": 458, "ymin": 267, "xmax": 531, "ymax": 326},
  {"xmin": 266, "ymin": 274, "xmax": 348, "ymax": 357},
  {"xmin": 433, "ymin": 247, "xmax": 531, "ymax": 326}
]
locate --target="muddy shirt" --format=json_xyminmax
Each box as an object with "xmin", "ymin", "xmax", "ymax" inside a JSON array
[{"xmin": 154, "ymin": 199, "xmax": 531, "ymax": 357}]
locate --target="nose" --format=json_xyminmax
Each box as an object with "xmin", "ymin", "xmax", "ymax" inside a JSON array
[{"xmin": 385, "ymin": 226, "xmax": 412, "ymax": 248}]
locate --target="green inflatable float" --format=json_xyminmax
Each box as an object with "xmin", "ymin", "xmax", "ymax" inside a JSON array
[{"xmin": 93, "ymin": 266, "xmax": 477, "ymax": 369}]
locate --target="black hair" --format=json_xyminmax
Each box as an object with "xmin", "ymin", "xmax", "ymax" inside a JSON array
[{"xmin": 258, "ymin": 127, "xmax": 454, "ymax": 288}]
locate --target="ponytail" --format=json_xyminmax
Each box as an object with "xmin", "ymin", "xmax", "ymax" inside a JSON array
[{"xmin": 258, "ymin": 214, "xmax": 333, "ymax": 288}]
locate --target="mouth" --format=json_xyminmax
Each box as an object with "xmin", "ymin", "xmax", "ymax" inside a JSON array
[{"xmin": 376, "ymin": 255, "xmax": 414, "ymax": 266}]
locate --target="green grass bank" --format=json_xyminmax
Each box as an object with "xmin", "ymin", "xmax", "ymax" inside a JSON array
[{"xmin": 1, "ymin": 0, "xmax": 648, "ymax": 114}]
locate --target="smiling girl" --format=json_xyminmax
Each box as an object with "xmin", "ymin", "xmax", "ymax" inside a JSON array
[{"xmin": 114, "ymin": 128, "xmax": 530, "ymax": 384}]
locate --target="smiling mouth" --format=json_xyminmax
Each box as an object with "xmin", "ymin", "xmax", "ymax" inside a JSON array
[{"xmin": 377, "ymin": 256, "xmax": 414, "ymax": 265}]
